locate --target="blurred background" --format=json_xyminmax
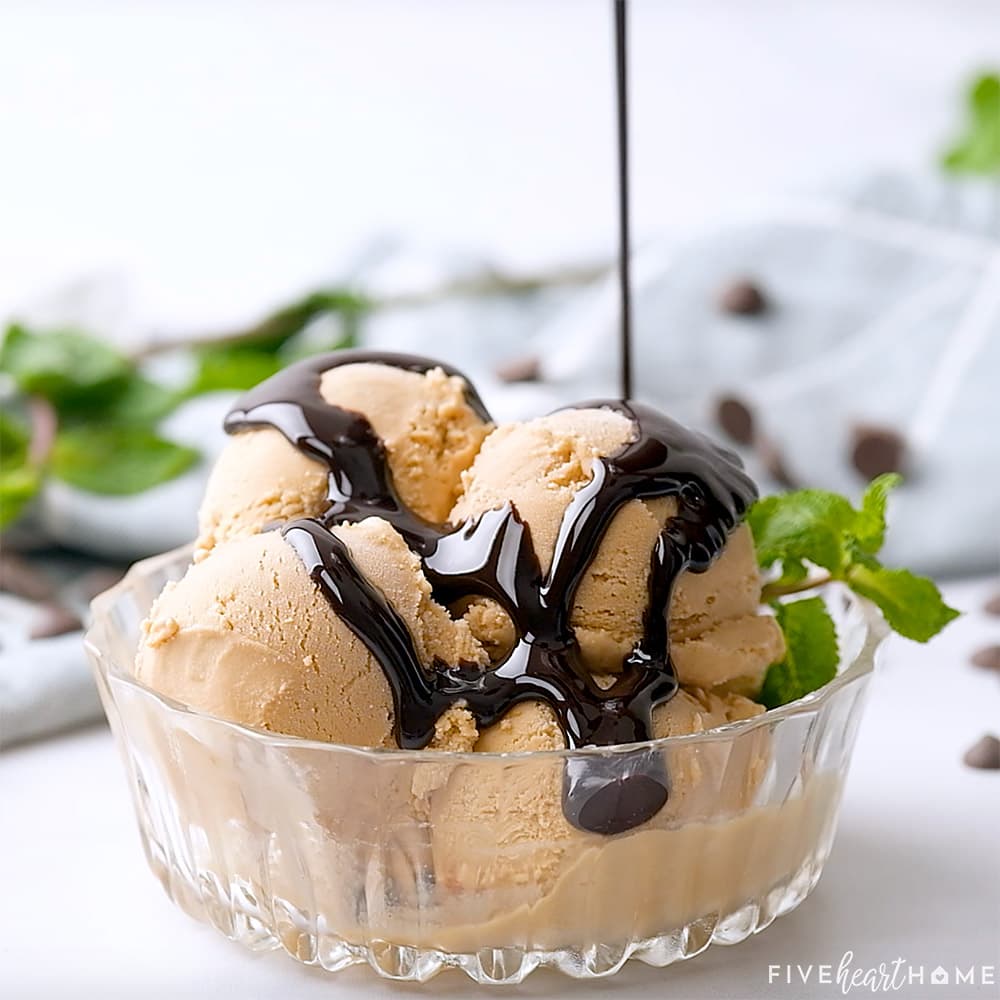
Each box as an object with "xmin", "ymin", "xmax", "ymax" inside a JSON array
[{"xmin": 2, "ymin": 0, "xmax": 999, "ymax": 744}]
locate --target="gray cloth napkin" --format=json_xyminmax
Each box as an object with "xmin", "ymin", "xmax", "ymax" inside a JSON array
[{"xmin": 3, "ymin": 173, "xmax": 998, "ymax": 748}]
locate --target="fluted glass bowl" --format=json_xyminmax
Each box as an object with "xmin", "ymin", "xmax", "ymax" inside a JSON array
[{"xmin": 85, "ymin": 545, "xmax": 885, "ymax": 984}]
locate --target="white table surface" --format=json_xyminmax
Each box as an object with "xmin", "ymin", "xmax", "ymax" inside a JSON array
[{"xmin": 2, "ymin": 578, "xmax": 998, "ymax": 1000}]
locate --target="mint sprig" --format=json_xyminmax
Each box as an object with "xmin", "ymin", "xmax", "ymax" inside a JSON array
[
  {"xmin": 750, "ymin": 475, "xmax": 959, "ymax": 706},
  {"xmin": 0, "ymin": 301, "xmax": 361, "ymax": 524},
  {"xmin": 942, "ymin": 73, "xmax": 1000, "ymax": 176},
  {"xmin": 0, "ymin": 410, "xmax": 39, "ymax": 529}
]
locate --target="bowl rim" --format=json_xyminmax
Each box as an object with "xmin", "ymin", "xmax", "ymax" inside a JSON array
[{"xmin": 85, "ymin": 544, "xmax": 885, "ymax": 763}]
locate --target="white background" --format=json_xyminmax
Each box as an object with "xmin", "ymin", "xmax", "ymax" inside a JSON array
[
  {"xmin": 2, "ymin": 0, "xmax": 1000, "ymax": 328},
  {"xmin": 2, "ymin": 2, "xmax": 999, "ymax": 998}
]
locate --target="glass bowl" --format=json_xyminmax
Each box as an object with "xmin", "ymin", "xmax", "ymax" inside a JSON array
[{"xmin": 85, "ymin": 545, "xmax": 885, "ymax": 984}]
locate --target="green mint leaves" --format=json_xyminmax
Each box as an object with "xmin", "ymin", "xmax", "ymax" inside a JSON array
[
  {"xmin": 845, "ymin": 565, "xmax": 960, "ymax": 643},
  {"xmin": 942, "ymin": 73, "xmax": 1000, "ymax": 176},
  {"xmin": 50, "ymin": 426, "xmax": 198, "ymax": 496},
  {"xmin": 759, "ymin": 598, "xmax": 839, "ymax": 710},
  {"xmin": 0, "ymin": 410, "xmax": 40, "ymax": 529},
  {"xmin": 0, "ymin": 324, "xmax": 133, "ymax": 411},
  {"xmin": 750, "ymin": 475, "xmax": 959, "ymax": 708},
  {"xmin": 0, "ymin": 292, "xmax": 363, "ymax": 529},
  {"xmin": 0, "ymin": 326, "xmax": 196, "ymax": 512}
]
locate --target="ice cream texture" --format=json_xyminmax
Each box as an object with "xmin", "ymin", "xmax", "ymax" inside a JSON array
[
  {"xmin": 137, "ymin": 519, "xmax": 484, "ymax": 749},
  {"xmin": 195, "ymin": 361, "xmax": 490, "ymax": 561},
  {"xmin": 451, "ymin": 409, "xmax": 783, "ymax": 694},
  {"xmin": 137, "ymin": 351, "xmax": 785, "ymax": 838}
]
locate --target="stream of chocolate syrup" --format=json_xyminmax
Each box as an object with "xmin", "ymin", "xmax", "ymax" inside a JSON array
[
  {"xmin": 226, "ymin": 352, "xmax": 756, "ymax": 834},
  {"xmin": 614, "ymin": 0, "xmax": 633, "ymax": 400}
]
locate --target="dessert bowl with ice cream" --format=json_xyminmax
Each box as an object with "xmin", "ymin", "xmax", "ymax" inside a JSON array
[{"xmin": 86, "ymin": 351, "xmax": 943, "ymax": 983}]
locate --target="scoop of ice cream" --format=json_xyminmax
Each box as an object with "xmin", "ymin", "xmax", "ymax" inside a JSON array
[
  {"xmin": 451, "ymin": 408, "xmax": 783, "ymax": 694},
  {"xmin": 195, "ymin": 362, "xmax": 490, "ymax": 559},
  {"xmin": 136, "ymin": 518, "xmax": 486, "ymax": 747},
  {"xmin": 428, "ymin": 688, "xmax": 766, "ymax": 894}
]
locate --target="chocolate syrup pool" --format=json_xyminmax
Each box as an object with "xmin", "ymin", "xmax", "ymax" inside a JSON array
[{"xmin": 225, "ymin": 351, "xmax": 757, "ymax": 835}]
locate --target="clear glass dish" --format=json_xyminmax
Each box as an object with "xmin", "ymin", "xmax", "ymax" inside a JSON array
[{"xmin": 85, "ymin": 545, "xmax": 885, "ymax": 984}]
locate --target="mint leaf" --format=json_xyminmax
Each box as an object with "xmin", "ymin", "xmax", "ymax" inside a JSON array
[
  {"xmin": 237, "ymin": 289, "xmax": 369, "ymax": 353},
  {"xmin": 853, "ymin": 473, "xmax": 901, "ymax": 554},
  {"xmin": 0, "ymin": 464, "xmax": 40, "ymax": 528},
  {"xmin": 847, "ymin": 564, "xmax": 960, "ymax": 642},
  {"xmin": 0, "ymin": 410, "xmax": 40, "ymax": 528},
  {"xmin": 100, "ymin": 376, "xmax": 182, "ymax": 424},
  {"xmin": 0, "ymin": 325, "xmax": 131, "ymax": 410},
  {"xmin": 759, "ymin": 597, "xmax": 839, "ymax": 709},
  {"xmin": 51, "ymin": 427, "xmax": 199, "ymax": 495},
  {"xmin": 747, "ymin": 490, "xmax": 856, "ymax": 572},
  {"xmin": 775, "ymin": 557, "xmax": 809, "ymax": 586},
  {"xmin": 0, "ymin": 409, "xmax": 30, "ymax": 460},
  {"xmin": 942, "ymin": 72, "xmax": 1000, "ymax": 176},
  {"xmin": 187, "ymin": 347, "xmax": 282, "ymax": 395}
]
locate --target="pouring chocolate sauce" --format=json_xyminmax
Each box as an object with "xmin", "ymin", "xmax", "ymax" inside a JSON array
[{"xmin": 223, "ymin": 2, "xmax": 758, "ymax": 835}]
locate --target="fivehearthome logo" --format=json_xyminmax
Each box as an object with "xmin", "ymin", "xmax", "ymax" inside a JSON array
[{"xmin": 768, "ymin": 952, "xmax": 997, "ymax": 993}]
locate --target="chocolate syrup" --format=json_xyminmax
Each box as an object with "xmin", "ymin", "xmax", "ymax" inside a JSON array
[
  {"xmin": 225, "ymin": 351, "xmax": 487, "ymax": 554},
  {"xmin": 614, "ymin": 0, "xmax": 633, "ymax": 400},
  {"xmin": 226, "ymin": 354, "xmax": 756, "ymax": 835},
  {"xmin": 221, "ymin": 3, "xmax": 757, "ymax": 836}
]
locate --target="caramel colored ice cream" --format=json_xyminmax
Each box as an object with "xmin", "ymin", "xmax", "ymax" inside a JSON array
[
  {"xmin": 195, "ymin": 362, "xmax": 490, "ymax": 560},
  {"xmin": 424, "ymin": 681, "xmax": 769, "ymax": 895},
  {"xmin": 451, "ymin": 409, "xmax": 784, "ymax": 693},
  {"xmin": 137, "ymin": 518, "xmax": 484, "ymax": 748}
]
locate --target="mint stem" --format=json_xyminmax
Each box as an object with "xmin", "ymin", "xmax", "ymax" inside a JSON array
[
  {"xmin": 761, "ymin": 572, "xmax": 834, "ymax": 602},
  {"xmin": 132, "ymin": 260, "xmax": 608, "ymax": 360},
  {"xmin": 27, "ymin": 395, "xmax": 57, "ymax": 467}
]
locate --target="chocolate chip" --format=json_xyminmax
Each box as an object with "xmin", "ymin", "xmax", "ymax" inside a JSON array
[
  {"xmin": 983, "ymin": 592, "xmax": 1000, "ymax": 617},
  {"xmin": 29, "ymin": 602, "xmax": 83, "ymax": 640},
  {"xmin": 850, "ymin": 423, "xmax": 907, "ymax": 480},
  {"xmin": 715, "ymin": 396, "xmax": 755, "ymax": 445},
  {"xmin": 971, "ymin": 645, "xmax": 1000, "ymax": 672},
  {"xmin": 963, "ymin": 734, "xmax": 1000, "ymax": 770},
  {"xmin": 758, "ymin": 434, "xmax": 801, "ymax": 490},
  {"xmin": 0, "ymin": 552, "xmax": 56, "ymax": 602},
  {"xmin": 562, "ymin": 753, "xmax": 669, "ymax": 835},
  {"xmin": 494, "ymin": 354, "xmax": 541, "ymax": 384},
  {"xmin": 718, "ymin": 278, "xmax": 768, "ymax": 316}
]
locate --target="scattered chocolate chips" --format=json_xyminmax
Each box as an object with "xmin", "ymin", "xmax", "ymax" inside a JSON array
[
  {"xmin": 715, "ymin": 396, "xmax": 755, "ymax": 445},
  {"xmin": 494, "ymin": 354, "xmax": 541, "ymax": 384},
  {"xmin": 963, "ymin": 734, "xmax": 1000, "ymax": 770},
  {"xmin": 970, "ymin": 645, "xmax": 1000, "ymax": 672},
  {"xmin": 714, "ymin": 397, "xmax": 803, "ymax": 490},
  {"xmin": 29, "ymin": 602, "xmax": 83, "ymax": 640},
  {"xmin": 758, "ymin": 435, "xmax": 801, "ymax": 490},
  {"xmin": 983, "ymin": 592, "xmax": 1000, "ymax": 617},
  {"xmin": 0, "ymin": 552, "xmax": 56, "ymax": 602},
  {"xmin": 718, "ymin": 278, "xmax": 768, "ymax": 316},
  {"xmin": 849, "ymin": 423, "xmax": 907, "ymax": 480}
]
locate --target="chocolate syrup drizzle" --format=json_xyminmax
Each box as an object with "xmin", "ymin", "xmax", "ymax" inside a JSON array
[{"xmin": 225, "ymin": 350, "xmax": 757, "ymax": 835}]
